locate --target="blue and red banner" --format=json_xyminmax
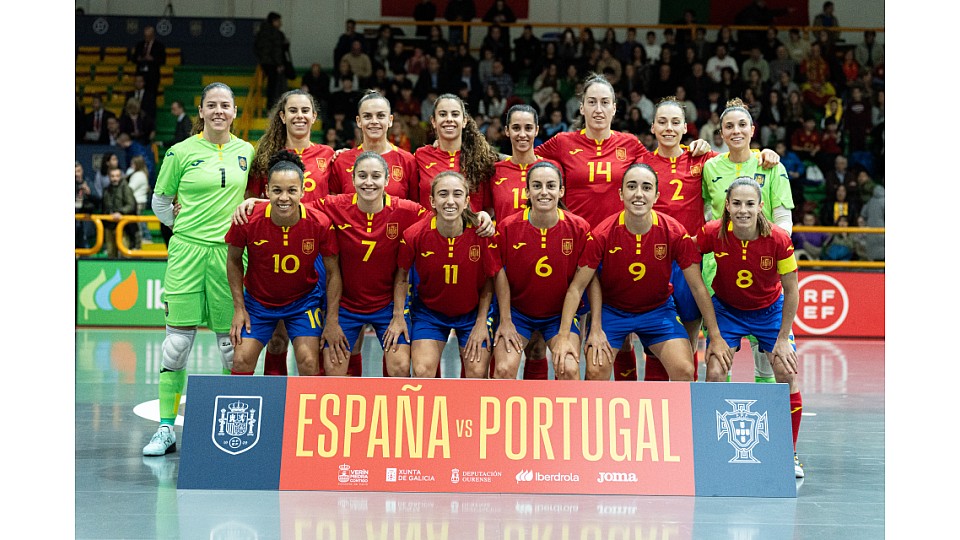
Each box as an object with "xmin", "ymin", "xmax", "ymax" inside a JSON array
[{"xmin": 178, "ymin": 375, "xmax": 796, "ymax": 497}]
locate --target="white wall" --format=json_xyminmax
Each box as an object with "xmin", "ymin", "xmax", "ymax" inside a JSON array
[{"xmin": 76, "ymin": 1, "xmax": 884, "ymax": 70}]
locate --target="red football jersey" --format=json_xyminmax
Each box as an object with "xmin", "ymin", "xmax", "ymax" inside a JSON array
[
  {"xmin": 483, "ymin": 157, "xmax": 556, "ymax": 222},
  {"xmin": 399, "ymin": 216, "xmax": 500, "ymax": 317},
  {"xmin": 697, "ymin": 220, "xmax": 798, "ymax": 311},
  {"xmin": 328, "ymin": 145, "xmax": 418, "ymax": 200},
  {"xmin": 318, "ymin": 193, "xmax": 426, "ymax": 313},
  {"xmin": 648, "ymin": 146, "xmax": 717, "ymax": 237},
  {"xmin": 583, "ymin": 210, "xmax": 701, "ymax": 313},
  {"xmin": 495, "ymin": 208, "xmax": 593, "ymax": 318},
  {"xmin": 246, "ymin": 144, "xmax": 335, "ymax": 203},
  {"xmin": 413, "ymin": 144, "xmax": 487, "ymax": 212},
  {"xmin": 224, "ymin": 202, "xmax": 338, "ymax": 307},
  {"xmin": 535, "ymin": 130, "xmax": 650, "ymax": 228}
]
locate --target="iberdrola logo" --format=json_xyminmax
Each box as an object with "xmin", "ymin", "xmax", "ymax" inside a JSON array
[{"xmin": 79, "ymin": 269, "xmax": 139, "ymax": 320}]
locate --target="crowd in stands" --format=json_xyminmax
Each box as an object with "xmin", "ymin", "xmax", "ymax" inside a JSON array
[{"xmin": 76, "ymin": 6, "xmax": 884, "ymax": 261}]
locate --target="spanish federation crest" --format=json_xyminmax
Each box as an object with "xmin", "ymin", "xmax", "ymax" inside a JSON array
[
  {"xmin": 469, "ymin": 245, "xmax": 481, "ymax": 262},
  {"xmin": 302, "ymin": 239, "xmax": 315, "ymax": 255},
  {"xmin": 392, "ymin": 165, "xmax": 404, "ymax": 181},
  {"xmin": 716, "ymin": 399, "xmax": 769, "ymax": 463},
  {"xmin": 386, "ymin": 222, "xmax": 399, "ymax": 239},
  {"xmin": 317, "ymin": 158, "xmax": 328, "ymax": 172},
  {"xmin": 212, "ymin": 396, "xmax": 262, "ymax": 455},
  {"xmin": 238, "ymin": 156, "xmax": 248, "ymax": 171},
  {"xmin": 654, "ymin": 244, "xmax": 667, "ymax": 260},
  {"xmin": 760, "ymin": 256, "xmax": 774, "ymax": 270},
  {"xmin": 616, "ymin": 147, "xmax": 627, "ymax": 161},
  {"xmin": 562, "ymin": 238, "xmax": 574, "ymax": 255}
]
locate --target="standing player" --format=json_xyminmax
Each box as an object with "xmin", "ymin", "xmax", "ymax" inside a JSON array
[
  {"xmin": 703, "ymin": 98, "xmax": 795, "ymax": 384},
  {"xmin": 328, "ymin": 90, "xmax": 420, "ymax": 376},
  {"xmin": 329, "ymin": 91, "xmax": 418, "ymax": 200},
  {"xmin": 697, "ymin": 177, "xmax": 804, "ymax": 478},
  {"xmin": 143, "ymin": 82, "xmax": 254, "ymax": 456},
  {"xmin": 390, "ymin": 171, "xmax": 499, "ymax": 378},
  {"xmin": 642, "ymin": 96, "xmax": 781, "ymax": 382},
  {"xmin": 248, "ymin": 89, "xmax": 335, "ymax": 376},
  {"xmin": 491, "ymin": 161, "xmax": 592, "ymax": 381},
  {"xmin": 225, "ymin": 151, "xmax": 344, "ymax": 376},
  {"xmin": 551, "ymin": 164, "xmax": 731, "ymax": 381},
  {"xmin": 483, "ymin": 104, "xmax": 556, "ymax": 379}
]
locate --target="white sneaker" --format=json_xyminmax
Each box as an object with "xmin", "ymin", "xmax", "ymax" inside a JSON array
[
  {"xmin": 794, "ymin": 453, "xmax": 805, "ymax": 478},
  {"xmin": 143, "ymin": 425, "xmax": 177, "ymax": 456}
]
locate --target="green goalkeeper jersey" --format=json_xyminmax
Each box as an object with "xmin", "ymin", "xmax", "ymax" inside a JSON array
[
  {"xmin": 154, "ymin": 133, "xmax": 255, "ymax": 245},
  {"xmin": 702, "ymin": 153, "xmax": 795, "ymax": 222}
]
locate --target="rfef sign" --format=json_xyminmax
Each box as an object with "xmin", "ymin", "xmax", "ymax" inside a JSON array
[
  {"xmin": 178, "ymin": 376, "xmax": 797, "ymax": 497},
  {"xmin": 794, "ymin": 270, "xmax": 884, "ymax": 337}
]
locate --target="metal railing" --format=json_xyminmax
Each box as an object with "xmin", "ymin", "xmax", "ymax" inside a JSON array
[
  {"xmin": 75, "ymin": 214, "xmax": 167, "ymax": 258},
  {"xmin": 791, "ymin": 225, "xmax": 884, "ymax": 269}
]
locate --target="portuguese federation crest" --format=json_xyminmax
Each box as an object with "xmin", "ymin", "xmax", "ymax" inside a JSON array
[
  {"xmin": 716, "ymin": 399, "xmax": 769, "ymax": 463},
  {"xmin": 213, "ymin": 396, "xmax": 262, "ymax": 455}
]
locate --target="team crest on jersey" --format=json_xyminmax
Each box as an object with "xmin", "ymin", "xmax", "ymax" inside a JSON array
[
  {"xmin": 754, "ymin": 173, "xmax": 766, "ymax": 187},
  {"xmin": 562, "ymin": 238, "xmax": 574, "ymax": 255},
  {"xmin": 317, "ymin": 158, "xmax": 328, "ymax": 172},
  {"xmin": 616, "ymin": 147, "xmax": 627, "ymax": 161},
  {"xmin": 690, "ymin": 164, "xmax": 702, "ymax": 176},
  {"xmin": 238, "ymin": 156, "xmax": 247, "ymax": 171},
  {"xmin": 386, "ymin": 222, "xmax": 399, "ymax": 239},
  {"xmin": 654, "ymin": 244, "xmax": 667, "ymax": 260},
  {"xmin": 392, "ymin": 165, "xmax": 403, "ymax": 181},
  {"xmin": 760, "ymin": 256, "xmax": 774, "ymax": 270},
  {"xmin": 302, "ymin": 239, "xmax": 315, "ymax": 254},
  {"xmin": 469, "ymin": 245, "xmax": 481, "ymax": 262}
]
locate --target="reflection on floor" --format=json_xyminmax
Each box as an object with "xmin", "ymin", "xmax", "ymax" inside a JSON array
[{"xmin": 76, "ymin": 328, "xmax": 884, "ymax": 540}]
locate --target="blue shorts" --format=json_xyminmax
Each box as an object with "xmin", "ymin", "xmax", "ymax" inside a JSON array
[
  {"xmin": 338, "ymin": 303, "xmax": 410, "ymax": 351},
  {"xmin": 242, "ymin": 289, "xmax": 324, "ymax": 344},
  {"xmin": 671, "ymin": 261, "xmax": 702, "ymax": 323},
  {"xmin": 411, "ymin": 301, "xmax": 491, "ymax": 349},
  {"xmin": 510, "ymin": 307, "xmax": 580, "ymax": 343},
  {"xmin": 601, "ymin": 297, "xmax": 688, "ymax": 352},
  {"xmin": 709, "ymin": 295, "xmax": 796, "ymax": 354}
]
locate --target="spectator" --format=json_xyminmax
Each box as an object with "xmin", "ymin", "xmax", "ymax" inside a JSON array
[
  {"xmin": 812, "ymin": 1, "xmax": 841, "ymax": 46},
  {"xmin": 513, "ymin": 25, "xmax": 542, "ymax": 79},
  {"xmin": 642, "ymin": 31, "xmax": 661, "ymax": 65},
  {"xmin": 735, "ymin": 0, "xmax": 788, "ymax": 52},
  {"xmin": 792, "ymin": 211, "xmax": 831, "ymax": 260},
  {"xmin": 783, "ymin": 90, "xmax": 806, "ymax": 140},
  {"xmin": 165, "ymin": 100, "xmax": 192, "ymax": 149},
  {"xmin": 617, "ymin": 28, "xmax": 642, "ymax": 65},
  {"xmin": 790, "ymin": 116, "xmax": 822, "ymax": 163},
  {"xmin": 689, "ymin": 26, "xmax": 711, "ymax": 63},
  {"xmin": 427, "ymin": 25, "xmax": 449, "ymax": 54},
  {"xmin": 444, "ymin": 0, "xmax": 476, "ymax": 46},
  {"xmin": 785, "ymin": 27, "xmax": 810, "ymax": 64},
  {"xmin": 843, "ymin": 86, "xmax": 873, "ymax": 152},
  {"xmin": 92, "ymin": 152, "xmax": 120, "ymax": 202},
  {"xmin": 621, "ymin": 106, "xmax": 648, "ymax": 136},
  {"xmin": 772, "ymin": 69, "xmax": 800, "ymax": 98},
  {"xmin": 300, "ymin": 63, "xmax": 331, "ymax": 123},
  {"xmin": 414, "ymin": 54, "xmax": 445, "ymax": 100},
  {"xmin": 128, "ymin": 25, "xmax": 165, "ymax": 97},
  {"xmin": 333, "ymin": 19, "xmax": 363, "ymax": 68},
  {"xmin": 81, "ymin": 94, "xmax": 117, "ymax": 145},
  {"xmin": 477, "ymin": 82, "xmax": 506, "ymax": 124},
  {"xmin": 343, "ymin": 39, "xmax": 373, "ymax": 81},
  {"xmin": 101, "ymin": 166, "xmax": 137, "ymax": 258},
  {"xmin": 481, "ymin": 24, "xmax": 511, "ymax": 68},
  {"xmin": 118, "ymin": 97, "xmax": 155, "ymax": 146},
  {"xmin": 821, "ymin": 215, "xmax": 857, "ymax": 261},
  {"xmin": 855, "ymin": 30, "xmax": 884, "ymax": 71},
  {"xmin": 329, "ymin": 57, "xmax": 360, "ymax": 94},
  {"xmin": 372, "ymin": 24, "xmax": 396, "ymax": 69},
  {"xmin": 412, "ymin": 0, "xmax": 437, "ymax": 40},
  {"xmin": 483, "ymin": 58, "xmax": 514, "ymax": 99},
  {"xmin": 818, "ymin": 118, "xmax": 843, "ymax": 173},
  {"xmin": 761, "ymin": 27, "xmax": 784, "ymax": 61},
  {"xmin": 105, "ymin": 116, "xmax": 122, "ymax": 147},
  {"xmin": 742, "ymin": 47, "xmax": 771, "ymax": 84},
  {"xmin": 75, "ymin": 162, "xmax": 97, "ymax": 248},
  {"xmin": 125, "ymin": 73, "xmax": 157, "ymax": 120},
  {"xmin": 328, "ymin": 76, "xmax": 362, "ymax": 119},
  {"xmin": 712, "ymin": 25, "xmax": 739, "ymax": 59},
  {"xmin": 254, "ymin": 12, "xmax": 290, "ymax": 110},
  {"xmin": 776, "ymin": 140, "xmax": 807, "ymax": 213},
  {"xmin": 125, "ymin": 155, "xmax": 151, "ymax": 247},
  {"xmin": 116, "ymin": 132, "xmax": 156, "ymax": 182},
  {"xmin": 758, "ymin": 89, "xmax": 787, "ymax": 146},
  {"xmin": 769, "ymin": 46, "xmax": 798, "ymax": 83},
  {"xmin": 820, "ymin": 184, "xmax": 859, "ymax": 227},
  {"xmin": 824, "ymin": 154, "xmax": 855, "ymax": 195},
  {"xmin": 649, "ymin": 62, "xmax": 677, "ymax": 102},
  {"xmin": 858, "ymin": 185, "xmax": 884, "ymax": 261},
  {"xmin": 800, "ymin": 42, "xmax": 830, "ymax": 85},
  {"xmin": 596, "ymin": 47, "xmax": 623, "ymax": 86},
  {"xmin": 715, "ymin": 67, "xmax": 744, "ymax": 105},
  {"xmin": 705, "ymin": 44, "xmax": 738, "ymax": 83},
  {"xmin": 801, "ymin": 79, "xmax": 837, "ymax": 114}
]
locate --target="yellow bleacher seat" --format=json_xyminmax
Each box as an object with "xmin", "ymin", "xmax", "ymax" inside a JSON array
[
  {"xmin": 77, "ymin": 45, "xmax": 100, "ymax": 55},
  {"xmin": 77, "ymin": 53, "xmax": 100, "ymax": 65},
  {"xmin": 201, "ymin": 74, "xmax": 253, "ymax": 88}
]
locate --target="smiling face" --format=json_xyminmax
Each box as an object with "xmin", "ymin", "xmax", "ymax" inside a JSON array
[
  {"xmin": 506, "ymin": 110, "xmax": 538, "ymax": 154},
  {"xmin": 267, "ymin": 169, "xmax": 304, "ymax": 221},
  {"xmin": 725, "ymin": 184, "xmax": 763, "ymax": 230},
  {"xmin": 430, "ymin": 173, "xmax": 470, "ymax": 223},
  {"xmin": 357, "ymin": 96, "xmax": 393, "ymax": 143},
  {"xmin": 651, "ymin": 102, "xmax": 687, "ymax": 148},
  {"xmin": 431, "ymin": 98, "xmax": 465, "ymax": 143},
  {"xmin": 720, "ymin": 109, "xmax": 755, "ymax": 151},
  {"xmin": 352, "ymin": 155, "xmax": 388, "ymax": 203},
  {"xmin": 526, "ymin": 166, "xmax": 564, "ymax": 213},
  {"xmin": 280, "ymin": 94, "xmax": 317, "ymax": 140},
  {"xmin": 619, "ymin": 166, "xmax": 658, "ymax": 219},
  {"xmin": 199, "ymin": 86, "xmax": 237, "ymax": 136}
]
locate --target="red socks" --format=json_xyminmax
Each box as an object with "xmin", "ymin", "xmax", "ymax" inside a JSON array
[
  {"xmin": 230, "ymin": 370, "xmax": 254, "ymax": 375},
  {"xmin": 348, "ymin": 352, "xmax": 363, "ymax": 377},
  {"xmin": 614, "ymin": 349, "xmax": 638, "ymax": 381},
  {"xmin": 642, "ymin": 353, "xmax": 669, "ymax": 381},
  {"xmin": 790, "ymin": 391, "xmax": 803, "ymax": 450},
  {"xmin": 522, "ymin": 356, "xmax": 549, "ymax": 380},
  {"xmin": 263, "ymin": 350, "xmax": 288, "ymax": 376}
]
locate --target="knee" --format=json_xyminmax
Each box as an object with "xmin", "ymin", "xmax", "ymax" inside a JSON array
[
  {"xmin": 216, "ymin": 333, "xmax": 234, "ymax": 371},
  {"xmin": 161, "ymin": 327, "xmax": 196, "ymax": 371}
]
